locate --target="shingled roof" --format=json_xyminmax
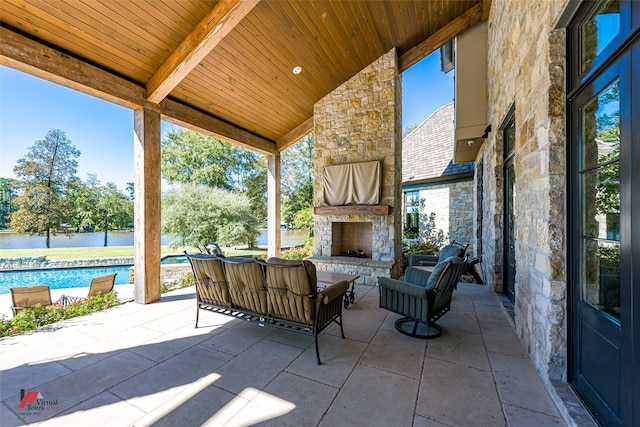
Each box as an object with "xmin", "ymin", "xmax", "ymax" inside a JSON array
[{"xmin": 402, "ymin": 102, "xmax": 474, "ymax": 184}]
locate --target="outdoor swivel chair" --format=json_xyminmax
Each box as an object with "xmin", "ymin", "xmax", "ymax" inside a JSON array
[{"xmin": 379, "ymin": 256, "xmax": 464, "ymax": 338}]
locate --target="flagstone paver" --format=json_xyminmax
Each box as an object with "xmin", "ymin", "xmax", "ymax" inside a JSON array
[{"xmin": 0, "ymin": 283, "xmax": 567, "ymax": 426}]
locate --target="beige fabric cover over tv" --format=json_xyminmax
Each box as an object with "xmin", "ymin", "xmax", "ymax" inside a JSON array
[{"xmin": 323, "ymin": 161, "xmax": 381, "ymax": 206}]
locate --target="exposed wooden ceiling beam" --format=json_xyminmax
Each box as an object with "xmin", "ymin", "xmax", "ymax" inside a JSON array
[
  {"xmin": 482, "ymin": 0, "xmax": 492, "ymax": 21},
  {"xmin": 0, "ymin": 26, "xmax": 274, "ymax": 154},
  {"xmin": 146, "ymin": 0, "xmax": 260, "ymax": 104},
  {"xmin": 161, "ymin": 99, "xmax": 277, "ymax": 155},
  {"xmin": 0, "ymin": 26, "xmax": 145, "ymax": 109},
  {"xmin": 276, "ymin": 117, "xmax": 314, "ymax": 152},
  {"xmin": 398, "ymin": 3, "xmax": 483, "ymax": 73}
]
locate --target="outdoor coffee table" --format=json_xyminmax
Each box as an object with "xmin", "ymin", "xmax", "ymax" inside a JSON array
[{"xmin": 316, "ymin": 271, "xmax": 360, "ymax": 309}]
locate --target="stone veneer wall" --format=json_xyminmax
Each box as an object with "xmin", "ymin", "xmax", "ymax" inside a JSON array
[
  {"xmin": 480, "ymin": 0, "xmax": 568, "ymax": 383},
  {"xmin": 416, "ymin": 180, "xmax": 474, "ymax": 251},
  {"xmin": 312, "ymin": 49, "xmax": 402, "ymax": 282}
]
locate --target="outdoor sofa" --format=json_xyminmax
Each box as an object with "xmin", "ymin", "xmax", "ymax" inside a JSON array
[{"xmin": 185, "ymin": 253, "xmax": 349, "ymax": 364}]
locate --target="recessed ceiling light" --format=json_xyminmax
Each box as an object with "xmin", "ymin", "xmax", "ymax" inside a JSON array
[{"xmin": 292, "ymin": 66, "xmax": 302, "ymax": 75}]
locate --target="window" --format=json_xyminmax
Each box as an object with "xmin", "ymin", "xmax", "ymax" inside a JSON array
[
  {"xmin": 579, "ymin": 0, "xmax": 620, "ymax": 72},
  {"xmin": 404, "ymin": 191, "xmax": 419, "ymax": 238}
]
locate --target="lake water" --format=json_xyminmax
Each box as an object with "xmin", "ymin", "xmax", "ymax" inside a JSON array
[{"xmin": 0, "ymin": 229, "xmax": 309, "ymax": 250}]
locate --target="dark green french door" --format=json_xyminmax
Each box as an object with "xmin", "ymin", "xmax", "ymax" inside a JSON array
[
  {"xmin": 503, "ymin": 111, "xmax": 516, "ymax": 303},
  {"xmin": 568, "ymin": 2, "xmax": 639, "ymax": 425}
]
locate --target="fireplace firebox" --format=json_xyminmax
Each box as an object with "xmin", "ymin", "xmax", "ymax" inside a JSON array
[{"xmin": 331, "ymin": 222, "xmax": 372, "ymax": 258}]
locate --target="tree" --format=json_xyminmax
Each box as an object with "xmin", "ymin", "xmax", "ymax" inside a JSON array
[
  {"xmin": 161, "ymin": 128, "xmax": 267, "ymax": 222},
  {"xmin": 68, "ymin": 175, "xmax": 133, "ymax": 245},
  {"xmin": 281, "ymin": 133, "xmax": 314, "ymax": 229},
  {"xmin": 162, "ymin": 184, "xmax": 260, "ymax": 252},
  {"xmin": 403, "ymin": 124, "xmax": 418, "ymax": 138},
  {"xmin": 244, "ymin": 155, "xmax": 268, "ymax": 221},
  {"xmin": 10, "ymin": 129, "xmax": 80, "ymax": 247},
  {"xmin": 125, "ymin": 182, "xmax": 135, "ymax": 200},
  {"xmin": 68, "ymin": 174, "xmax": 102, "ymax": 230},
  {"xmin": 0, "ymin": 178, "xmax": 16, "ymax": 229},
  {"xmin": 292, "ymin": 206, "xmax": 314, "ymax": 235},
  {"xmin": 95, "ymin": 183, "xmax": 134, "ymax": 246}
]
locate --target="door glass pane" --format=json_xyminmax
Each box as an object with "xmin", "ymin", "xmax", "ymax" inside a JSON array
[
  {"xmin": 581, "ymin": 239, "xmax": 620, "ymax": 319},
  {"xmin": 580, "ymin": 0, "xmax": 620, "ymax": 72},
  {"xmin": 580, "ymin": 78, "xmax": 619, "ymax": 171},
  {"xmin": 504, "ymin": 119, "xmax": 515, "ymax": 156},
  {"xmin": 506, "ymin": 165, "xmax": 515, "ymax": 254},
  {"xmin": 581, "ymin": 166, "xmax": 620, "ymax": 240}
]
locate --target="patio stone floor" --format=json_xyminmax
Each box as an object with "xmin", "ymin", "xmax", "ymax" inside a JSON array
[{"xmin": 0, "ymin": 282, "xmax": 567, "ymax": 426}]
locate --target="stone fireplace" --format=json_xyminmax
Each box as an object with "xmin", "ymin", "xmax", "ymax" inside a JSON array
[{"xmin": 308, "ymin": 49, "xmax": 402, "ymax": 285}]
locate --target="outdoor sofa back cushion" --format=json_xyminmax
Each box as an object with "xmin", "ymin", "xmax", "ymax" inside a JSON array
[
  {"xmin": 266, "ymin": 257, "xmax": 318, "ymax": 292},
  {"xmin": 188, "ymin": 255, "xmax": 230, "ymax": 305},
  {"xmin": 224, "ymin": 258, "xmax": 267, "ymax": 313},
  {"xmin": 264, "ymin": 258, "xmax": 317, "ymax": 324}
]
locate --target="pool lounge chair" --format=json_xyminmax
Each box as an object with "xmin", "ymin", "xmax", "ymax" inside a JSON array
[
  {"xmin": 57, "ymin": 273, "xmax": 117, "ymax": 307},
  {"xmin": 10, "ymin": 285, "xmax": 53, "ymax": 317}
]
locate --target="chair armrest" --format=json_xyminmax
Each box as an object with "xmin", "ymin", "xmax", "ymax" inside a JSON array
[
  {"xmin": 10, "ymin": 305, "xmax": 24, "ymax": 317},
  {"xmin": 317, "ymin": 280, "xmax": 349, "ymax": 304},
  {"xmin": 408, "ymin": 254, "xmax": 438, "ymax": 266},
  {"xmin": 378, "ymin": 277, "xmax": 430, "ymax": 299}
]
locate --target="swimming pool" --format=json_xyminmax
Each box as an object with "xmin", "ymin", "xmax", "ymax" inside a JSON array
[
  {"xmin": 0, "ymin": 265, "xmax": 132, "ymax": 295},
  {"xmin": 0, "ymin": 255, "xmax": 189, "ymax": 294}
]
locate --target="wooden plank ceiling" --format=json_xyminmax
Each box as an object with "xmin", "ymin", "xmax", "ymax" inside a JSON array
[{"xmin": 0, "ymin": 0, "xmax": 484, "ymax": 153}]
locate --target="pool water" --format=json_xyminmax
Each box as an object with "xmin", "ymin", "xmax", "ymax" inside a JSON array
[
  {"xmin": 0, "ymin": 265, "xmax": 133, "ymax": 295},
  {"xmin": 0, "ymin": 255, "xmax": 190, "ymax": 295}
]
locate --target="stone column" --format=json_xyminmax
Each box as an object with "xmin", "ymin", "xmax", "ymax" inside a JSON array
[
  {"xmin": 133, "ymin": 103, "xmax": 161, "ymax": 304},
  {"xmin": 267, "ymin": 153, "xmax": 281, "ymax": 259}
]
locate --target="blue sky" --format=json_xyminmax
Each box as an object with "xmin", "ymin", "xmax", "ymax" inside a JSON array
[{"xmin": 0, "ymin": 50, "xmax": 453, "ymax": 191}]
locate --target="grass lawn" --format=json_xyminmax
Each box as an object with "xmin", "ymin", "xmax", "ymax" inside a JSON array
[{"xmin": 0, "ymin": 245, "xmax": 267, "ymax": 261}]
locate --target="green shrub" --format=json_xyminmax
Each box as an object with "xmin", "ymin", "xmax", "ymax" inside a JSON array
[
  {"xmin": 0, "ymin": 292, "xmax": 121, "ymax": 338},
  {"xmin": 180, "ymin": 272, "xmax": 194, "ymax": 288},
  {"xmin": 160, "ymin": 272, "xmax": 195, "ymax": 294},
  {"xmin": 280, "ymin": 238, "xmax": 314, "ymax": 260},
  {"xmin": 160, "ymin": 281, "xmax": 171, "ymax": 294},
  {"xmin": 402, "ymin": 240, "xmax": 442, "ymax": 271}
]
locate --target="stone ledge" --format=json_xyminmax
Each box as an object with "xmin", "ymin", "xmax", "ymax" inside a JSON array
[
  {"xmin": 550, "ymin": 380, "xmax": 598, "ymax": 427},
  {"xmin": 307, "ymin": 255, "xmax": 394, "ymax": 268}
]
